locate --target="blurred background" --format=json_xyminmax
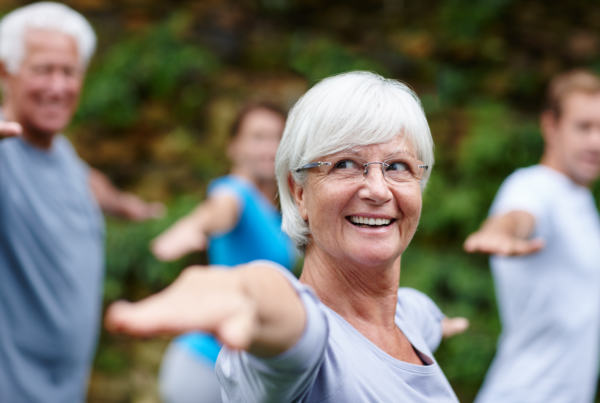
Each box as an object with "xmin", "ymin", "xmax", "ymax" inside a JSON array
[{"xmin": 2, "ymin": 0, "xmax": 600, "ymax": 401}]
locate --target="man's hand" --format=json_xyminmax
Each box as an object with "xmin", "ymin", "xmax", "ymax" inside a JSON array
[
  {"xmin": 105, "ymin": 264, "xmax": 306, "ymax": 357},
  {"xmin": 464, "ymin": 230, "xmax": 544, "ymax": 256},
  {"xmin": 0, "ymin": 121, "xmax": 22, "ymax": 139},
  {"xmin": 442, "ymin": 317, "xmax": 470, "ymax": 339},
  {"xmin": 116, "ymin": 193, "xmax": 165, "ymax": 221},
  {"xmin": 463, "ymin": 211, "xmax": 544, "ymax": 256},
  {"xmin": 151, "ymin": 221, "xmax": 208, "ymax": 261},
  {"xmin": 89, "ymin": 168, "xmax": 165, "ymax": 221}
]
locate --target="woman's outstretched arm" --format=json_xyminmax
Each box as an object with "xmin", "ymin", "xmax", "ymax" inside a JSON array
[
  {"xmin": 151, "ymin": 194, "xmax": 239, "ymax": 261},
  {"xmin": 105, "ymin": 264, "xmax": 306, "ymax": 357}
]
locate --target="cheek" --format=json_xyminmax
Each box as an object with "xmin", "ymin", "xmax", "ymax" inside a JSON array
[{"xmin": 396, "ymin": 188, "xmax": 422, "ymax": 224}]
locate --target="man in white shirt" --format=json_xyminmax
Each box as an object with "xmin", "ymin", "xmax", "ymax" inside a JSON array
[{"xmin": 465, "ymin": 70, "xmax": 600, "ymax": 403}]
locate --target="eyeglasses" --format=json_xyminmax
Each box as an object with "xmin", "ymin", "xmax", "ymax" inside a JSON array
[{"xmin": 295, "ymin": 154, "xmax": 428, "ymax": 183}]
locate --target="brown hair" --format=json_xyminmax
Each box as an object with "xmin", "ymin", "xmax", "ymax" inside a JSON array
[
  {"xmin": 545, "ymin": 69, "xmax": 600, "ymax": 117},
  {"xmin": 230, "ymin": 102, "xmax": 287, "ymax": 139}
]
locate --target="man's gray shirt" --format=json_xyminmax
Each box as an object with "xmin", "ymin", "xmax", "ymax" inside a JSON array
[{"xmin": 0, "ymin": 134, "xmax": 104, "ymax": 402}]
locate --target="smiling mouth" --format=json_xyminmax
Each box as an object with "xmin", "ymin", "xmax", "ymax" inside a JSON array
[{"xmin": 347, "ymin": 215, "xmax": 395, "ymax": 228}]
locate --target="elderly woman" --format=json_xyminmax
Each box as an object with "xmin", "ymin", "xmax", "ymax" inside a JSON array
[{"xmin": 106, "ymin": 71, "xmax": 468, "ymax": 402}]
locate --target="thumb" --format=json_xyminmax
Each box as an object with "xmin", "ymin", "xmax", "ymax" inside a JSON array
[{"xmin": 216, "ymin": 302, "xmax": 257, "ymax": 351}]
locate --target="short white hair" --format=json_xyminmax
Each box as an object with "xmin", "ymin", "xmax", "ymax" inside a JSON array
[
  {"xmin": 276, "ymin": 71, "xmax": 434, "ymax": 252},
  {"xmin": 0, "ymin": 2, "xmax": 96, "ymax": 74}
]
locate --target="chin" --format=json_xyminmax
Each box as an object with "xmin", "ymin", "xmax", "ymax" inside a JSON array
[
  {"xmin": 31, "ymin": 118, "xmax": 70, "ymax": 136},
  {"xmin": 347, "ymin": 246, "xmax": 399, "ymax": 267}
]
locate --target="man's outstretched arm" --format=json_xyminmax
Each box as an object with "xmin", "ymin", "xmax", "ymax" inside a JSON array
[
  {"xmin": 89, "ymin": 168, "xmax": 165, "ymax": 221},
  {"xmin": 464, "ymin": 211, "xmax": 544, "ymax": 256},
  {"xmin": 105, "ymin": 264, "xmax": 306, "ymax": 357}
]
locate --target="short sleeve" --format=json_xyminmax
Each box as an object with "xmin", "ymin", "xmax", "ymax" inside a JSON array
[
  {"xmin": 489, "ymin": 169, "xmax": 548, "ymax": 224},
  {"xmin": 397, "ymin": 288, "xmax": 445, "ymax": 352},
  {"xmin": 216, "ymin": 261, "xmax": 329, "ymax": 403},
  {"xmin": 207, "ymin": 178, "xmax": 245, "ymax": 216}
]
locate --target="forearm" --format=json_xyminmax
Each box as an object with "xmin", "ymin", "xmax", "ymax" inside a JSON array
[
  {"xmin": 480, "ymin": 211, "xmax": 535, "ymax": 239},
  {"xmin": 89, "ymin": 168, "xmax": 126, "ymax": 216},
  {"xmin": 188, "ymin": 195, "xmax": 239, "ymax": 235}
]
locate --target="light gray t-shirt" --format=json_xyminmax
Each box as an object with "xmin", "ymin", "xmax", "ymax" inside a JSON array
[
  {"xmin": 476, "ymin": 165, "xmax": 600, "ymax": 403},
  {"xmin": 0, "ymin": 135, "xmax": 104, "ymax": 403},
  {"xmin": 216, "ymin": 262, "xmax": 458, "ymax": 403}
]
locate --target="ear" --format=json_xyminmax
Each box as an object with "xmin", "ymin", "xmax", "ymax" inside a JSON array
[
  {"xmin": 540, "ymin": 110, "xmax": 558, "ymax": 147},
  {"xmin": 288, "ymin": 173, "xmax": 308, "ymax": 221}
]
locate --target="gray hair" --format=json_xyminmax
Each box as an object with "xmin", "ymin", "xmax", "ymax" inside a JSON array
[
  {"xmin": 275, "ymin": 71, "xmax": 434, "ymax": 253},
  {"xmin": 0, "ymin": 2, "xmax": 96, "ymax": 74}
]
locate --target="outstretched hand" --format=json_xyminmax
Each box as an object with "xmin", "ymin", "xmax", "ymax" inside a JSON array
[
  {"xmin": 105, "ymin": 264, "xmax": 306, "ymax": 357},
  {"xmin": 151, "ymin": 222, "xmax": 208, "ymax": 261},
  {"xmin": 105, "ymin": 266, "xmax": 258, "ymax": 350},
  {"xmin": 117, "ymin": 193, "xmax": 166, "ymax": 221},
  {"xmin": 0, "ymin": 121, "xmax": 22, "ymax": 139},
  {"xmin": 464, "ymin": 230, "xmax": 544, "ymax": 256}
]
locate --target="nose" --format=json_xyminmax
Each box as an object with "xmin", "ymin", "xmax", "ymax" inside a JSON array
[
  {"xmin": 357, "ymin": 164, "xmax": 393, "ymax": 205},
  {"xmin": 47, "ymin": 70, "xmax": 71, "ymax": 94}
]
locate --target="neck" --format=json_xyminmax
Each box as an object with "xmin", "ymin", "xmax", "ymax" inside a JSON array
[
  {"xmin": 2, "ymin": 102, "xmax": 54, "ymax": 150},
  {"xmin": 300, "ymin": 246, "xmax": 400, "ymax": 331},
  {"xmin": 230, "ymin": 167, "xmax": 278, "ymax": 203},
  {"xmin": 540, "ymin": 150, "xmax": 589, "ymax": 187}
]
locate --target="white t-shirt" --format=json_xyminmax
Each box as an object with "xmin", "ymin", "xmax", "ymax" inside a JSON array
[
  {"xmin": 216, "ymin": 262, "xmax": 458, "ymax": 403},
  {"xmin": 476, "ymin": 165, "xmax": 600, "ymax": 403}
]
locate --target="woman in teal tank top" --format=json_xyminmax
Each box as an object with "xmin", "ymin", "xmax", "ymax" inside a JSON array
[{"xmin": 152, "ymin": 103, "xmax": 297, "ymax": 403}]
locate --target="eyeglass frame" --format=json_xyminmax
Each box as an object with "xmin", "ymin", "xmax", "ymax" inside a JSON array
[{"xmin": 294, "ymin": 159, "xmax": 429, "ymax": 182}]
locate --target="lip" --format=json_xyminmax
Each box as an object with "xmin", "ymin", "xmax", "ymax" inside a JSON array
[
  {"xmin": 345, "ymin": 214, "xmax": 397, "ymax": 232},
  {"xmin": 346, "ymin": 213, "xmax": 396, "ymax": 220}
]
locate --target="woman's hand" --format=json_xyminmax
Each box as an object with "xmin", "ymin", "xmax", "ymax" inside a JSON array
[
  {"xmin": 0, "ymin": 121, "xmax": 22, "ymax": 139},
  {"xmin": 151, "ymin": 221, "xmax": 208, "ymax": 262},
  {"xmin": 150, "ymin": 194, "xmax": 239, "ymax": 261},
  {"xmin": 441, "ymin": 317, "xmax": 470, "ymax": 339},
  {"xmin": 105, "ymin": 264, "xmax": 306, "ymax": 356}
]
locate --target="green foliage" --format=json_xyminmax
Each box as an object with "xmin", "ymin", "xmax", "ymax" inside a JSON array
[
  {"xmin": 76, "ymin": 14, "xmax": 219, "ymax": 129},
  {"xmin": 1, "ymin": 0, "xmax": 596, "ymax": 400}
]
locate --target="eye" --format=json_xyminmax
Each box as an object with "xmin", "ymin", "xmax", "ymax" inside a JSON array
[
  {"xmin": 334, "ymin": 159, "xmax": 359, "ymax": 170},
  {"xmin": 386, "ymin": 161, "xmax": 410, "ymax": 172}
]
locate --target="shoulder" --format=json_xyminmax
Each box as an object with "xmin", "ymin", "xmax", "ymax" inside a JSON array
[
  {"xmin": 491, "ymin": 166, "xmax": 560, "ymax": 219},
  {"xmin": 208, "ymin": 175, "xmax": 249, "ymax": 200},
  {"xmin": 397, "ymin": 288, "xmax": 443, "ymax": 321},
  {"xmin": 499, "ymin": 166, "xmax": 561, "ymax": 196}
]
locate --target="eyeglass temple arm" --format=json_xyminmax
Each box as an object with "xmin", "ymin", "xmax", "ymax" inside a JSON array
[{"xmin": 295, "ymin": 162, "xmax": 332, "ymax": 172}]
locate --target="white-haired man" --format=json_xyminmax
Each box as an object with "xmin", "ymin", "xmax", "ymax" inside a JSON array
[
  {"xmin": 465, "ymin": 70, "xmax": 600, "ymax": 402},
  {"xmin": 0, "ymin": 3, "xmax": 163, "ymax": 402}
]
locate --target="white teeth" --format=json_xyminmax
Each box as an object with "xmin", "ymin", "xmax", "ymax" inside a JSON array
[{"xmin": 350, "ymin": 216, "xmax": 392, "ymax": 226}]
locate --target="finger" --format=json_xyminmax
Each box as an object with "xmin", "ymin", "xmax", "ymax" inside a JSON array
[
  {"xmin": 512, "ymin": 238, "xmax": 545, "ymax": 256},
  {"xmin": 105, "ymin": 296, "xmax": 183, "ymax": 337},
  {"xmin": 216, "ymin": 302, "xmax": 257, "ymax": 351}
]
